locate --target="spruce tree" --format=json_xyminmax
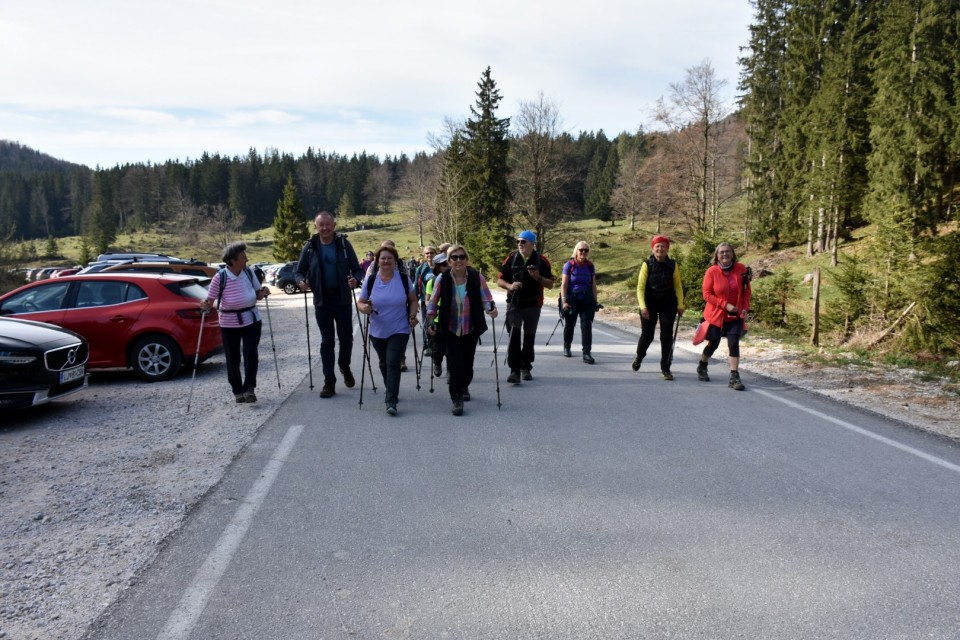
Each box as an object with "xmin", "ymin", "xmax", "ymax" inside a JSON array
[
  {"xmin": 86, "ymin": 173, "xmax": 115, "ymax": 255},
  {"xmin": 460, "ymin": 67, "xmax": 511, "ymax": 271},
  {"xmin": 272, "ymin": 174, "xmax": 310, "ymax": 262}
]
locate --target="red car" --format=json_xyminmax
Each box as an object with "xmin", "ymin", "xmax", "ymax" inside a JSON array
[{"xmin": 0, "ymin": 273, "xmax": 221, "ymax": 381}]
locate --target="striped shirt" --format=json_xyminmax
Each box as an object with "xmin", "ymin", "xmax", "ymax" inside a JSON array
[{"xmin": 206, "ymin": 267, "xmax": 262, "ymax": 328}]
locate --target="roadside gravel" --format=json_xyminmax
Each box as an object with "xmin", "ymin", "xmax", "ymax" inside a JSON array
[{"xmin": 1, "ymin": 296, "xmax": 957, "ymax": 640}]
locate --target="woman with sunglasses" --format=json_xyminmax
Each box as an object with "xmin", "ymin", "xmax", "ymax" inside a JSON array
[
  {"xmin": 560, "ymin": 241, "xmax": 599, "ymax": 363},
  {"xmin": 633, "ymin": 235, "xmax": 685, "ymax": 380},
  {"xmin": 696, "ymin": 242, "xmax": 751, "ymax": 390},
  {"xmin": 426, "ymin": 245, "xmax": 498, "ymax": 416}
]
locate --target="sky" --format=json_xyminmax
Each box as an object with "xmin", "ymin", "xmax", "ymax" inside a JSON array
[{"xmin": 1, "ymin": 0, "xmax": 755, "ymax": 168}]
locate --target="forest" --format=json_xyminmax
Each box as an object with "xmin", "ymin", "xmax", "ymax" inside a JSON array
[{"xmin": 2, "ymin": 0, "xmax": 960, "ymax": 358}]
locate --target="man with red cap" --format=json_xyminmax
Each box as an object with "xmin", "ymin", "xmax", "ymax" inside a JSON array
[{"xmin": 633, "ymin": 235, "xmax": 685, "ymax": 379}]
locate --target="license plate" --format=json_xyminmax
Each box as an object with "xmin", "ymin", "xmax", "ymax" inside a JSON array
[{"xmin": 60, "ymin": 365, "xmax": 85, "ymax": 384}]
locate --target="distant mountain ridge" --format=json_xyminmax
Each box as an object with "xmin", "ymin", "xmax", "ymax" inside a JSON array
[{"xmin": 0, "ymin": 140, "xmax": 81, "ymax": 174}]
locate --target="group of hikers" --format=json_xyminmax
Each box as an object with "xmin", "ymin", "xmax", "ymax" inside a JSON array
[{"xmin": 202, "ymin": 211, "xmax": 753, "ymax": 415}]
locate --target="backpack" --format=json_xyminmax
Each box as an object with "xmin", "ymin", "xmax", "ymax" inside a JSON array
[{"xmin": 364, "ymin": 266, "xmax": 410, "ymax": 299}]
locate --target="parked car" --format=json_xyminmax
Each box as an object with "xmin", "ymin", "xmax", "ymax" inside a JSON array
[
  {"xmin": 96, "ymin": 261, "xmax": 218, "ymax": 278},
  {"xmin": 273, "ymin": 262, "xmax": 303, "ymax": 294},
  {"xmin": 79, "ymin": 256, "xmax": 209, "ymax": 275},
  {"xmin": 0, "ymin": 273, "xmax": 221, "ymax": 382},
  {"xmin": 50, "ymin": 268, "xmax": 82, "ymax": 278},
  {"xmin": 0, "ymin": 317, "xmax": 89, "ymax": 409}
]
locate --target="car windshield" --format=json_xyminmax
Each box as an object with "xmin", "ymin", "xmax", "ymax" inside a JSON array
[{"xmin": 0, "ymin": 282, "xmax": 71, "ymax": 314}]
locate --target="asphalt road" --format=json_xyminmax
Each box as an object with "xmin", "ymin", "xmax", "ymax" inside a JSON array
[{"xmin": 86, "ymin": 303, "xmax": 960, "ymax": 640}]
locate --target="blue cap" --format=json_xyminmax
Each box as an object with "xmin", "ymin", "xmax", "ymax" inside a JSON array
[{"xmin": 517, "ymin": 230, "xmax": 536, "ymax": 243}]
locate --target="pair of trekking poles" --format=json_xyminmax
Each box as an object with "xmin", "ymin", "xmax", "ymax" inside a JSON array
[{"xmin": 186, "ymin": 294, "xmax": 281, "ymax": 414}]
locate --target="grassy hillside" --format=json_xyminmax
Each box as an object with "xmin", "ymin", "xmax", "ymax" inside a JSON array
[{"xmin": 5, "ymin": 214, "xmax": 958, "ymax": 381}]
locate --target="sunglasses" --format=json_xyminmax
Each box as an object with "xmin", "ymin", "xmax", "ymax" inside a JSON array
[
  {"xmin": 517, "ymin": 239, "xmax": 528, "ymax": 245},
  {"xmin": 448, "ymin": 254, "xmax": 467, "ymax": 261},
  {"xmin": 577, "ymin": 248, "xmax": 589, "ymax": 253}
]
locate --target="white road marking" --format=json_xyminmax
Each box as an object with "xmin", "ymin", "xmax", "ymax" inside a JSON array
[
  {"xmin": 156, "ymin": 424, "xmax": 305, "ymax": 640},
  {"xmin": 754, "ymin": 389, "xmax": 960, "ymax": 475}
]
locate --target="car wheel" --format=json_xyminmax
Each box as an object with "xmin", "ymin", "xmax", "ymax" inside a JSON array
[
  {"xmin": 131, "ymin": 335, "xmax": 182, "ymax": 382},
  {"xmin": 283, "ymin": 282, "xmax": 298, "ymax": 295}
]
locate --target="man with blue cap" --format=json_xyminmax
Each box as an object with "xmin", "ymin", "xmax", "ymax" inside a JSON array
[{"xmin": 497, "ymin": 230, "xmax": 555, "ymax": 384}]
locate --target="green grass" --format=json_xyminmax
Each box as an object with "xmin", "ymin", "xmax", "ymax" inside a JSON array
[{"xmin": 5, "ymin": 213, "xmax": 958, "ymax": 382}]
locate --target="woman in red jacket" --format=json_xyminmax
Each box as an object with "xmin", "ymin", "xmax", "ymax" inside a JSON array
[{"xmin": 697, "ymin": 242, "xmax": 751, "ymax": 390}]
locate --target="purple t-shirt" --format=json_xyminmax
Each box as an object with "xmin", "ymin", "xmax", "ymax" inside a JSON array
[
  {"xmin": 563, "ymin": 259, "xmax": 594, "ymax": 293},
  {"xmin": 361, "ymin": 272, "xmax": 411, "ymax": 338}
]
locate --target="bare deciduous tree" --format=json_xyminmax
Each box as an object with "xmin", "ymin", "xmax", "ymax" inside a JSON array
[
  {"xmin": 508, "ymin": 92, "xmax": 575, "ymax": 251},
  {"xmin": 398, "ymin": 152, "xmax": 439, "ymax": 248},
  {"xmin": 655, "ymin": 59, "xmax": 737, "ymax": 236}
]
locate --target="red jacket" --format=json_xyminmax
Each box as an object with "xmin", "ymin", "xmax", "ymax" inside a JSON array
[{"xmin": 702, "ymin": 262, "xmax": 751, "ymax": 328}]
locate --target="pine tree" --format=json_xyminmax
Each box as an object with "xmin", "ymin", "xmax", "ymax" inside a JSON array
[
  {"xmin": 867, "ymin": 0, "xmax": 957, "ymax": 251},
  {"xmin": 272, "ymin": 174, "xmax": 310, "ymax": 262},
  {"xmin": 460, "ymin": 67, "xmax": 511, "ymax": 270},
  {"xmin": 86, "ymin": 173, "xmax": 115, "ymax": 255},
  {"xmin": 739, "ymin": 0, "xmax": 789, "ymax": 247}
]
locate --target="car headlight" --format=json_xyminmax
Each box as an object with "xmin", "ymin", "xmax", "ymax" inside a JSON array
[{"xmin": 0, "ymin": 352, "xmax": 37, "ymax": 365}]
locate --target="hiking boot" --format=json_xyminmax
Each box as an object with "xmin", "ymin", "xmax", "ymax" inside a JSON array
[
  {"xmin": 386, "ymin": 402, "xmax": 398, "ymax": 416},
  {"xmin": 452, "ymin": 396, "xmax": 464, "ymax": 416},
  {"xmin": 729, "ymin": 370, "xmax": 745, "ymax": 391},
  {"xmin": 582, "ymin": 352, "xmax": 595, "ymax": 364},
  {"xmin": 521, "ymin": 369, "xmax": 533, "ymax": 381},
  {"xmin": 340, "ymin": 366, "xmax": 355, "ymax": 388},
  {"xmin": 244, "ymin": 389, "xmax": 257, "ymax": 403},
  {"xmin": 661, "ymin": 371, "xmax": 674, "ymax": 381},
  {"xmin": 507, "ymin": 370, "xmax": 521, "ymax": 384},
  {"xmin": 563, "ymin": 345, "xmax": 572, "ymax": 357},
  {"xmin": 400, "ymin": 357, "xmax": 408, "ymax": 372},
  {"xmin": 697, "ymin": 361, "xmax": 710, "ymax": 382},
  {"xmin": 631, "ymin": 356, "xmax": 642, "ymax": 372},
  {"xmin": 423, "ymin": 346, "xmax": 432, "ymax": 357},
  {"xmin": 234, "ymin": 393, "xmax": 247, "ymax": 403},
  {"xmin": 319, "ymin": 382, "xmax": 336, "ymax": 398},
  {"xmin": 462, "ymin": 387, "xmax": 471, "ymax": 401},
  {"xmin": 433, "ymin": 361, "xmax": 443, "ymax": 378}
]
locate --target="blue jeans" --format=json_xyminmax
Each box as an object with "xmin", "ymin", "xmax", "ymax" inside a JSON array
[
  {"xmin": 221, "ymin": 321, "xmax": 262, "ymax": 395},
  {"xmin": 370, "ymin": 332, "xmax": 409, "ymax": 405},
  {"xmin": 314, "ymin": 302, "xmax": 354, "ymax": 384}
]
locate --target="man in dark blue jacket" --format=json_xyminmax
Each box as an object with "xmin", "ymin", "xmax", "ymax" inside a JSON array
[{"xmin": 296, "ymin": 211, "xmax": 364, "ymax": 398}]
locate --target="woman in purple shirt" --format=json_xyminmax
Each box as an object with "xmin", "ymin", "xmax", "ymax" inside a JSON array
[{"xmin": 356, "ymin": 246, "xmax": 419, "ymax": 416}]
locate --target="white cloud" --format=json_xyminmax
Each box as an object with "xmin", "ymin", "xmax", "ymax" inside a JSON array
[{"xmin": 1, "ymin": 0, "xmax": 754, "ymax": 165}]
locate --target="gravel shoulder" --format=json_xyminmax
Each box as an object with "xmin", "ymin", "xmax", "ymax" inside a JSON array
[{"xmin": 1, "ymin": 296, "xmax": 958, "ymax": 640}]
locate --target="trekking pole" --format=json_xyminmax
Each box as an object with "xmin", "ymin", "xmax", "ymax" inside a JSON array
[
  {"xmin": 545, "ymin": 295, "xmax": 564, "ymax": 346},
  {"xmin": 358, "ymin": 313, "xmax": 370, "ymax": 409},
  {"xmin": 263, "ymin": 295, "xmax": 281, "ymax": 391},
  {"xmin": 185, "ymin": 308, "xmax": 207, "ymax": 414},
  {"xmin": 303, "ymin": 291, "xmax": 313, "ymax": 390},
  {"xmin": 545, "ymin": 316, "xmax": 563, "ymax": 346},
  {"xmin": 410, "ymin": 324, "xmax": 421, "ymax": 391},
  {"xmin": 491, "ymin": 314, "xmax": 502, "ymax": 409},
  {"xmin": 667, "ymin": 313, "xmax": 681, "ymax": 370},
  {"xmin": 428, "ymin": 330, "xmax": 435, "ymax": 393},
  {"xmin": 352, "ymin": 289, "xmax": 377, "ymax": 392}
]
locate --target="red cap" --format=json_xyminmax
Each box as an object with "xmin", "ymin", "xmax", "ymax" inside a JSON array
[{"xmin": 651, "ymin": 235, "xmax": 670, "ymax": 249}]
